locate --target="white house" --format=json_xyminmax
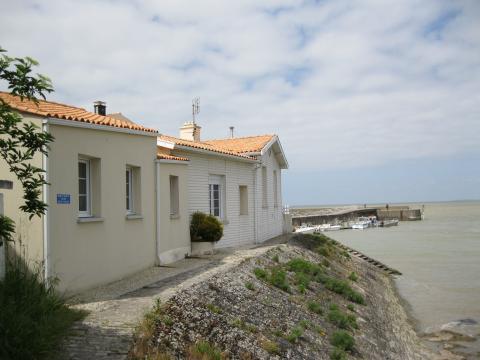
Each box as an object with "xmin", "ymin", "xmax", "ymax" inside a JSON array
[{"xmin": 157, "ymin": 120, "xmax": 288, "ymax": 254}]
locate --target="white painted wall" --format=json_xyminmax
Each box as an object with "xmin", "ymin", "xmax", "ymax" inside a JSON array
[
  {"xmin": 255, "ymin": 148, "xmax": 284, "ymax": 243},
  {"xmin": 173, "ymin": 150, "xmax": 256, "ymax": 248}
]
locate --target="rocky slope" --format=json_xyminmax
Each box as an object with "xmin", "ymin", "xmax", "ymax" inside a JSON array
[{"xmin": 130, "ymin": 234, "xmax": 432, "ymax": 359}]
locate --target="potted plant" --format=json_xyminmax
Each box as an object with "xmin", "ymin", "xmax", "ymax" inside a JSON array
[{"xmin": 190, "ymin": 211, "xmax": 223, "ymax": 255}]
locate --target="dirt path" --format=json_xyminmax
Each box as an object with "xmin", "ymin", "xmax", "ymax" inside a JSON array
[{"xmin": 60, "ymin": 244, "xmax": 280, "ymax": 360}]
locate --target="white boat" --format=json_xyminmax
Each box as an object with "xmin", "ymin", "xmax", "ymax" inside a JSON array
[
  {"xmin": 294, "ymin": 224, "xmax": 317, "ymax": 234},
  {"xmin": 352, "ymin": 221, "xmax": 369, "ymax": 229},
  {"xmin": 325, "ymin": 225, "xmax": 341, "ymax": 231},
  {"xmin": 315, "ymin": 224, "xmax": 332, "ymax": 232},
  {"xmin": 380, "ymin": 219, "xmax": 399, "ymax": 227}
]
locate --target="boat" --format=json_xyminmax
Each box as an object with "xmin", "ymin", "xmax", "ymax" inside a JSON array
[
  {"xmin": 294, "ymin": 224, "xmax": 317, "ymax": 234},
  {"xmin": 380, "ymin": 219, "xmax": 399, "ymax": 227},
  {"xmin": 325, "ymin": 225, "xmax": 341, "ymax": 231},
  {"xmin": 352, "ymin": 222, "xmax": 369, "ymax": 229},
  {"xmin": 314, "ymin": 224, "xmax": 341, "ymax": 233}
]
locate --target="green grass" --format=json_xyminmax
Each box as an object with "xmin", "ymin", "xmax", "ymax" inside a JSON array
[
  {"xmin": 0, "ymin": 259, "xmax": 86, "ymax": 360},
  {"xmin": 268, "ymin": 267, "xmax": 290, "ymax": 292},
  {"xmin": 316, "ymin": 275, "xmax": 365, "ymax": 305},
  {"xmin": 245, "ymin": 281, "xmax": 255, "ymax": 291},
  {"xmin": 330, "ymin": 348, "xmax": 347, "ymax": 360},
  {"xmin": 253, "ymin": 267, "xmax": 267, "ymax": 280},
  {"xmin": 287, "ymin": 258, "xmax": 322, "ymax": 276},
  {"xmin": 272, "ymin": 254, "xmax": 280, "ymax": 263},
  {"xmin": 347, "ymin": 304, "xmax": 355, "ymax": 312},
  {"xmin": 206, "ymin": 303, "xmax": 222, "ymax": 314},
  {"xmin": 285, "ymin": 325, "xmax": 304, "ymax": 343},
  {"xmin": 188, "ymin": 341, "xmax": 223, "ymax": 360},
  {"xmin": 348, "ymin": 272, "xmax": 358, "ymax": 282},
  {"xmin": 307, "ymin": 300, "xmax": 323, "ymax": 315},
  {"xmin": 330, "ymin": 330, "xmax": 355, "ymax": 352},
  {"xmin": 328, "ymin": 306, "xmax": 358, "ymax": 330}
]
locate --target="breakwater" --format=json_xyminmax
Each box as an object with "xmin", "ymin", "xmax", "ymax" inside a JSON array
[{"xmin": 291, "ymin": 206, "xmax": 422, "ymax": 227}]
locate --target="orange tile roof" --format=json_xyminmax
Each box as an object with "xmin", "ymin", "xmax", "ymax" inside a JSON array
[
  {"xmin": 0, "ymin": 92, "xmax": 157, "ymax": 133},
  {"xmin": 158, "ymin": 135, "xmax": 256, "ymax": 160},
  {"xmin": 157, "ymin": 153, "xmax": 189, "ymax": 161},
  {"xmin": 203, "ymin": 135, "xmax": 275, "ymax": 153}
]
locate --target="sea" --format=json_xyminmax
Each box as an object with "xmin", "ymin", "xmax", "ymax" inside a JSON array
[{"xmin": 306, "ymin": 201, "xmax": 480, "ymax": 359}]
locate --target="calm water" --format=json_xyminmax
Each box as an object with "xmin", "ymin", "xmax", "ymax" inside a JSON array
[{"xmin": 325, "ymin": 201, "xmax": 480, "ymax": 355}]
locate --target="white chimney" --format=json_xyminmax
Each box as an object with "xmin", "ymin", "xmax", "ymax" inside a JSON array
[
  {"xmin": 179, "ymin": 121, "xmax": 201, "ymax": 142},
  {"xmin": 229, "ymin": 126, "xmax": 234, "ymax": 139}
]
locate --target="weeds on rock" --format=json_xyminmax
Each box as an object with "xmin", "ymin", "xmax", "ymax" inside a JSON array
[
  {"xmin": 272, "ymin": 254, "xmax": 280, "ymax": 263},
  {"xmin": 348, "ymin": 272, "xmax": 358, "ymax": 282},
  {"xmin": 268, "ymin": 267, "xmax": 290, "ymax": 292},
  {"xmin": 188, "ymin": 341, "xmax": 224, "ymax": 360},
  {"xmin": 285, "ymin": 325, "xmax": 304, "ymax": 343},
  {"xmin": 330, "ymin": 330, "xmax": 355, "ymax": 352},
  {"xmin": 307, "ymin": 300, "xmax": 324, "ymax": 315},
  {"xmin": 328, "ymin": 305, "xmax": 358, "ymax": 330},
  {"xmin": 330, "ymin": 347, "xmax": 347, "ymax": 360},
  {"xmin": 253, "ymin": 267, "xmax": 267, "ymax": 280},
  {"xmin": 260, "ymin": 339, "xmax": 280, "ymax": 355},
  {"xmin": 317, "ymin": 275, "xmax": 365, "ymax": 305},
  {"xmin": 245, "ymin": 281, "xmax": 255, "ymax": 291},
  {"xmin": 347, "ymin": 304, "xmax": 355, "ymax": 312},
  {"xmin": 206, "ymin": 303, "xmax": 222, "ymax": 314}
]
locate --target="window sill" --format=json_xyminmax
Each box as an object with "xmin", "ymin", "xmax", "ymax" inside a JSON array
[
  {"xmin": 170, "ymin": 214, "xmax": 180, "ymax": 220},
  {"xmin": 77, "ymin": 216, "xmax": 104, "ymax": 223},
  {"xmin": 126, "ymin": 214, "xmax": 143, "ymax": 220}
]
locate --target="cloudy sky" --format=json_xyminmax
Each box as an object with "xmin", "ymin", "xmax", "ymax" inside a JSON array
[{"xmin": 2, "ymin": 0, "xmax": 479, "ymax": 205}]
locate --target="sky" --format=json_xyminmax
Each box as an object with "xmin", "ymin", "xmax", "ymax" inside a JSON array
[{"xmin": 1, "ymin": 0, "xmax": 479, "ymax": 205}]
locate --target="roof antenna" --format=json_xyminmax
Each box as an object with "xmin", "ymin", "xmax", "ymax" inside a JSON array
[{"xmin": 192, "ymin": 97, "xmax": 200, "ymax": 123}]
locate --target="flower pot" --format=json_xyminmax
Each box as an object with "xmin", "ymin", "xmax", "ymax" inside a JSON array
[{"xmin": 191, "ymin": 241, "xmax": 215, "ymax": 256}]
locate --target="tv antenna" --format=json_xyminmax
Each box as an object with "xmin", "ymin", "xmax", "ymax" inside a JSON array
[{"xmin": 192, "ymin": 97, "xmax": 200, "ymax": 123}]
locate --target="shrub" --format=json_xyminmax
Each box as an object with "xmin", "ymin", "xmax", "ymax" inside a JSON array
[
  {"xmin": 0, "ymin": 259, "xmax": 86, "ymax": 360},
  {"xmin": 253, "ymin": 267, "xmax": 267, "ymax": 280},
  {"xmin": 317, "ymin": 276, "xmax": 365, "ymax": 305},
  {"xmin": 330, "ymin": 330, "xmax": 355, "ymax": 351},
  {"xmin": 272, "ymin": 254, "xmax": 279, "ymax": 263},
  {"xmin": 188, "ymin": 341, "xmax": 223, "ymax": 360},
  {"xmin": 328, "ymin": 307, "xmax": 358, "ymax": 330},
  {"xmin": 347, "ymin": 304, "xmax": 355, "ymax": 312},
  {"xmin": 295, "ymin": 272, "xmax": 311, "ymax": 289},
  {"xmin": 307, "ymin": 301, "xmax": 323, "ymax": 315},
  {"xmin": 330, "ymin": 348, "xmax": 347, "ymax": 360},
  {"xmin": 287, "ymin": 258, "xmax": 322, "ymax": 276},
  {"xmin": 348, "ymin": 272, "xmax": 358, "ymax": 282},
  {"xmin": 190, "ymin": 211, "xmax": 223, "ymax": 243}
]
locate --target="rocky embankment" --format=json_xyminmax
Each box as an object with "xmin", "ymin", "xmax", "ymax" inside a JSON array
[{"xmin": 130, "ymin": 234, "xmax": 432, "ymax": 359}]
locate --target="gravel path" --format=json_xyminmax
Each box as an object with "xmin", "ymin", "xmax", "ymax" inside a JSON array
[{"xmin": 60, "ymin": 243, "xmax": 281, "ymax": 360}]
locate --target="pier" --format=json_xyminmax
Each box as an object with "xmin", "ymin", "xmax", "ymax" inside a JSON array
[{"xmin": 291, "ymin": 205, "xmax": 423, "ymax": 228}]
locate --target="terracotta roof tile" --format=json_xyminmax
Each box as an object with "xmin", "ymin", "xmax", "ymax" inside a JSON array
[
  {"xmin": 156, "ymin": 153, "xmax": 189, "ymax": 161},
  {"xmin": 0, "ymin": 92, "xmax": 157, "ymax": 133},
  {"xmin": 203, "ymin": 135, "xmax": 275, "ymax": 153},
  {"xmin": 158, "ymin": 135, "xmax": 256, "ymax": 160}
]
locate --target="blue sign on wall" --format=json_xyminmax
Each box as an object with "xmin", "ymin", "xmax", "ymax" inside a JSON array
[{"xmin": 56, "ymin": 194, "xmax": 71, "ymax": 204}]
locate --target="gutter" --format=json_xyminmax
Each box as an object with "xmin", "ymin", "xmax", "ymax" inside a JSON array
[
  {"xmin": 42, "ymin": 120, "xmax": 51, "ymax": 285},
  {"xmin": 46, "ymin": 117, "xmax": 158, "ymax": 137},
  {"xmin": 253, "ymin": 163, "xmax": 260, "ymax": 244},
  {"xmin": 154, "ymin": 161, "xmax": 161, "ymax": 265},
  {"xmin": 175, "ymin": 145, "xmax": 258, "ymax": 163}
]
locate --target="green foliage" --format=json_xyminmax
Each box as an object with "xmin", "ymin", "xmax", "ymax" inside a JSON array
[
  {"xmin": 285, "ymin": 325, "xmax": 304, "ymax": 343},
  {"xmin": 0, "ymin": 47, "xmax": 54, "ymax": 245},
  {"xmin": 272, "ymin": 254, "xmax": 279, "ymax": 263},
  {"xmin": 330, "ymin": 330, "xmax": 355, "ymax": 352},
  {"xmin": 0, "ymin": 215, "xmax": 15, "ymax": 244},
  {"xmin": 307, "ymin": 301, "xmax": 323, "ymax": 315},
  {"xmin": 253, "ymin": 267, "xmax": 267, "ymax": 280},
  {"xmin": 287, "ymin": 258, "xmax": 322, "ymax": 276},
  {"xmin": 348, "ymin": 272, "xmax": 358, "ymax": 282},
  {"xmin": 347, "ymin": 304, "xmax": 355, "ymax": 312},
  {"xmin": 0, "ymin": 258, "xmax": 86, "ymax": 359},
  {"xmin": 294, "ymin": 272, "xmax": 310, "ymax": 290},
  {"xmin": 190, "ymin": 211, "xmax": 223, "ymax": 243},
  {"xmin": 245, "ymin": 281, "xmax": 255, "ymax": 291},
  {"xmin": 316, "ymin": 275, "xmax": 365, "ymax": 305},
  {"xmin": 189, "ymin": 341, "xmax": 223, "ymax": 360},
  {"xmin": 297, "ymin": 283, "xmax": 306, "ymax": 294},
  {"xmin": 268, "ymin": 267, "xmax": 290, "ymax": 292},
  {"xmin": 330, "ymin": 348, "xmax": 347, "ymax": 360},
  {"xmin": 206, "ymin": 303, "xmax": 222, "ymax": 314},
  {"xmin": 322, "ymin": 259, "xmax": 330, "ymax": 267},
  {"xmin": 328, "ymin": 307, "xmax": 358, "ymax": 330}
]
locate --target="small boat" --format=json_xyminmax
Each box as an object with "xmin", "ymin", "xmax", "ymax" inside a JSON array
[
  {"xmin": 325, "ymin": 225, "xmax": 341, "ymax": 231},
  {"xmin": 352, "ymin": 222, "xmax": 369, "ymax": 229},
  {"xmin": 380, "ymin": 219, "xmax": 399, "ymax": 227},
  {"xmin": 294, "ymin": 224, "xmax": 317, "ymax": 234}
]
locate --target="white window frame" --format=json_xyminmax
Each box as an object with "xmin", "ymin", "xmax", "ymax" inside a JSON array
[
  {"xmin": 78, "ymin": 159, "xmax": 91, "ymax": 217},
  {"xmin": 273, "ymin": 170, "xmax": 278, "ymax": 208},
  {"xmin": 126, "ymin": 166, "xmax": 134, "ymax": 214},
  {"xmin": 208, "ymin": 175, "xmax": 224, "ymax": 219}
]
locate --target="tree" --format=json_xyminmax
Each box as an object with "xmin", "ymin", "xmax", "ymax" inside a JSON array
[{"xmin": 0, "ymin": 46, "xmax": 54, "ymax": 246}]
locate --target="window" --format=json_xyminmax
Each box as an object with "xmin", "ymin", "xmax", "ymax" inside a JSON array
[
  {"xmin": 262, "ymin": 166, "xmax": 268, "ymax": 208},
  {"xmin": 78, "ymin": 159, "xmax": 90, "ymax": 216},
  {"xmin": 273, "ymin": 170, "xmax": 278, "ymax": 208},
  {"xmin": 208, "ymin": 175, "xmax": 225, "ymax": 218},
  {"xmin": 126, "ymin": 167, "xmax": 133, "ymax": 213},
  {"xmin": 126, "ymin": 165, "xmax": 141, "ymax": 215},
  {"xmin": 239, "ymin": 185, "xmax": 248, "ymax": 215},
  {"xmin": 170, "ymin": 175, "xmax": 179, "ymax": 217}
]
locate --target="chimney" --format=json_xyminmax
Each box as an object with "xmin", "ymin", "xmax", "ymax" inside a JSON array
[
  {"xmin": 229, "ymin": 126, "xmax": 234, "ymax": 139},
  {"xmin": 179, "ymin": 121, "xmax": 201, "ymax": 142},
  {"xmin": 93, "ymin": 101, "xmax": 106, "ymax": 116}
]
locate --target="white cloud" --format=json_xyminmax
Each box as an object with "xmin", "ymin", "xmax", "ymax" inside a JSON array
[{"xmin": 1, "ymin": 0, "xmax": 479, "ymax": 170}]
